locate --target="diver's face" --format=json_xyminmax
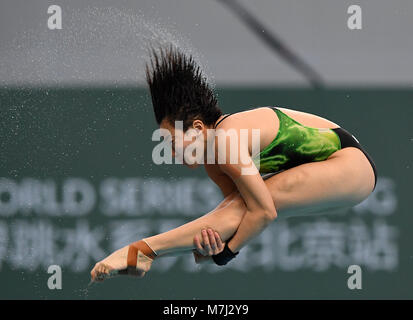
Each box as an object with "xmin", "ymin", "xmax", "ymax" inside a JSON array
[{"xmin": 160, "ymin": 119, "xmax": 206, "ymax": 168}]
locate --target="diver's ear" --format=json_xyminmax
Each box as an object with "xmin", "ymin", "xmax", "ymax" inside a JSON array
[{"xmin": 192, "ymin": 119, "xmax": 205, "ymax": 133}]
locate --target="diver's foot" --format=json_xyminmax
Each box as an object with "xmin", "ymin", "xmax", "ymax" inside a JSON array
[{"xmin": 90, "ymin": 240, "xmax": 156, "ymax": 282}]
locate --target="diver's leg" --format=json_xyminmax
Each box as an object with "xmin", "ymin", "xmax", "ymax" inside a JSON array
[
  {"xmin": 90, "ymin": 191, "xmax": 247, "ymax": 280},
  {"xmin": 144, "ymin": 191, "xmax": 245, "ymax": 257},
  {"xmin": 263, "ymin": 147, "xmax": 376, "ymax": 218},
  {"xmin": 91, "ymin": 147, "xmax": 375, "ymax": 280},
  {"xmin": 146, "ymin": 147, "xmax": 375, "ymax": 256}
]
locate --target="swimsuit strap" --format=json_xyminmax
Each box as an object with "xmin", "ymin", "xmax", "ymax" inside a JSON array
[
  {"xmin": 214, "ymin": 107, "xmax": 279, "ymax": 129},
  {"xmin": 214, "ymin": 114, "xmax": 232, "ymax": 129}
]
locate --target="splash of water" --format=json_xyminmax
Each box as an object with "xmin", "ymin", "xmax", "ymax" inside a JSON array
[
  {"xmin": 0, "ymin": 6, "xmax": 215, "ymax": 88},
  {"xmin": 0, "ymin": 6, "xmax": 216, "ymax": 176}
]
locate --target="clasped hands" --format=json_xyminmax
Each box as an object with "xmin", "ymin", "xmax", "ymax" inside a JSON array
[{"xmin": 192, "ymin": 228, "xmax": 226, "ymax": 264}]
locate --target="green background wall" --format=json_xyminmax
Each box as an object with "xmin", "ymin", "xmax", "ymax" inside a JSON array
[{"xmin": 0, "ymin": 87, "xmax": 412, "ymax": 299}]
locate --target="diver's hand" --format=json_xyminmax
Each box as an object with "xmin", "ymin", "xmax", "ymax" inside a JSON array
[
  {"xmin": 90, "ymin": 240, "xmax": 156, "ymax": 282},
  {"xmin": 193, "ymin": 228, "xmax": 225, "ymax": 264}
]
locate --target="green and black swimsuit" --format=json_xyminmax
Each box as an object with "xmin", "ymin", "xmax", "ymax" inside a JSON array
[{"xmin": 214, "ymin": 106, "xmax": 377, "ymax": 191}]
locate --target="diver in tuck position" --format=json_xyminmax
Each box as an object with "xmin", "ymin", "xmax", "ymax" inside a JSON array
[{"xmin": 90, "ymin": 45, "xmax": 377, "ymax": 281}]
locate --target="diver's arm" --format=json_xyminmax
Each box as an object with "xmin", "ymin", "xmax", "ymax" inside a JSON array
[
  {"xmin": 142, "ymin": 195, "xmax": 242, "ymax": 258},
  {"xmin": 216, "ymin": 148, "xmax": 277, "ymax": 255}
]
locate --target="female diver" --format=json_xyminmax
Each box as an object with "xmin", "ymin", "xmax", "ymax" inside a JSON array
[{"xmin": 90, "ymin": 45, "xmax": 377, "ymax": 281}]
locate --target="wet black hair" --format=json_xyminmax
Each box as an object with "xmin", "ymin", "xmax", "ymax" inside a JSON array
[{"xmin": 145, "ymin": 44, "xmax": 222, "ymax": 130}]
